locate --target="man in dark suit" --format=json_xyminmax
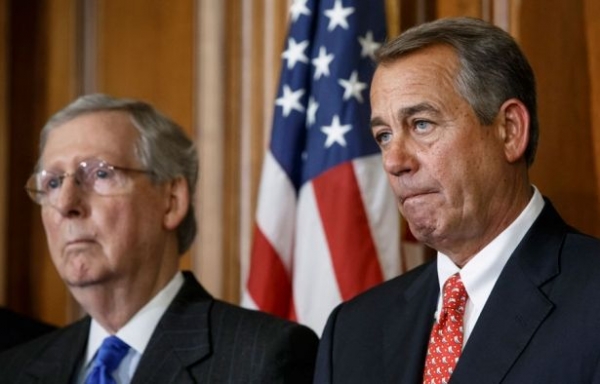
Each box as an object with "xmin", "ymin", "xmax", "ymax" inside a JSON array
[
  {"xmin": 0, "ymin": 94, "xmax": 318, "ymax": 383},
  {"xmin": 314, "ymin": 17, "xmax": 600, "ymax": 384}
]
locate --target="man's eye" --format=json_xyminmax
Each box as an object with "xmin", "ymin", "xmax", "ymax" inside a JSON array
[
  {"xmin": 45, "ymin": 177, "xmax": 61, "ymax": 190},
  {"xmin": 95, "ymin": 169, "xmax": 109, "ymax": 179},
  {"xmin": 375, "ymin": 131, "xmax": 392, "ymax": 145},
  {"xmin": 414, "ymin": 120, "xmax": 431, "ymax": 131},
  {"xmin": 92, "ymin": 167, "xmax": 114, "ymax": 180}
]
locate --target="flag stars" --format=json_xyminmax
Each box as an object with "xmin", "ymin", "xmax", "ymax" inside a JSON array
[
  {"xmin": 321, "ymin": 115, "xmax": 352, "ymax": 148},
  {"xmin": 358, "ymin": 31, "xmax": 381, "ymax": 60},
  {"xmin": 276, "ymin": 85, "xmax": 305, "ymax": 117},
  {"xmin": 324, "ymin": 0, "xmax": 355, "ymax": 31},
  {"xmin": 338, "ymin": 70, "xmax": 368, "ymax": 103},
  {"xmin": 289, "ymin": 0, "xmax": 311, "ymax": 22},
  {"xmin": 282, "ymin": 38, "xmax": 310, "ymax": 70},
  {"xmin": 306, "ymin": 96, "xmax": 319, "ymax": 127},
  {"xmin": 312, "ymin": 46, "xmax": 335, "ymax": 80}
]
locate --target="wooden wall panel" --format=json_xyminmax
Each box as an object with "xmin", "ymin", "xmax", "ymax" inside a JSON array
[
  {"xmin": 238, "ymin": 0, "xmax": 263, "ymax": 299},
  {"xmin": 222, "ymin": 0, "xmax": 243, "ymax": 303},
  {"xmin": 518, "ymin": 0, "xmax": 599, "ymax": 237},
  {"xmin": 3, "ymin": 0, "xmax": 600, "ymax": 327},
  {"xmin": 0, "ymin": 0, "xmax": 7, "ymax": 304},
  {"xmin": 436, "ymin": 0, "xmax": 482, "ymax": 18},
  {"xmin": 196, "ymin": 1, "xmax": 226, "ymax": 299},
  {"xmin": 95, "ymin": 0, "xmax": 194, "ymax": 133},
  {"xmin": 385, "ymin": 0, "xmax": 401, "ymax": 36},
  {"xmin": 7, "ymin": 0, "xmax": 45, "ymax": 320},
  {"xmin": 585, "ymin": 0, "xmax": 600, "ymax": 208}
]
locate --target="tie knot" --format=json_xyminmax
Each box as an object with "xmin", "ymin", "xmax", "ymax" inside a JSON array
[
  {"xmin": 442, "ymin": 273, "xmax": 468, "ymax": 312},
  {"xmin": 95, "ymin": 336, "xmax": 130, "ymax": 371}
]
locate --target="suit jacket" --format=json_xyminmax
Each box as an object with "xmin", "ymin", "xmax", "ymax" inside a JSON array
[
  {"xmin": 314, "ymin": 200, "xmax": 600, "ymax": 383},
  {"xmin": 0, "ymin": 307, "xmax": 56, "ymax": 352},
  {"xmin": 0, "ymin": 271, "xmax": 318, "ymax": 384}
]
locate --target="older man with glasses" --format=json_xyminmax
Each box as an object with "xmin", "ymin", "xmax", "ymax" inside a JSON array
[{"xmin": 1, "ymin": 94, "xmax": 318, "ymax": 384}]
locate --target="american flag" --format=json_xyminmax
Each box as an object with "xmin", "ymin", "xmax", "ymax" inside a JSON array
[{"xmin": 242, "ymin": 0, "xmax": 401, "ymax": 334}]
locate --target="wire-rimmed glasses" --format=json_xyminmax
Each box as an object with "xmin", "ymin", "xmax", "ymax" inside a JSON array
[{"xmin": 25, "ymin": 158, "xmax": 154, "ymax": 206}]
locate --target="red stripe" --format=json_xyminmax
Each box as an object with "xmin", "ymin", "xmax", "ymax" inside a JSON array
[
  {"xmin": 312, "ymin": 162, "xmax": 384, "ymax": 300},
  {"xmin": 246, "ymin": 225, "xmax": 292, "ymax": 319}
]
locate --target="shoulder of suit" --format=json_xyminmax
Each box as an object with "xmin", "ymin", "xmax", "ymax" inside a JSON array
[
  {"xmin": 0, "ymin": 316, "xmax": 88, "ymax": 367},
  {"xmin": 342, "ymin": 260, "xmax": 435, "ymax": 307},
  {"xmin": 209, "ymin": 299, "xmax": 317, "ymax": 336}
]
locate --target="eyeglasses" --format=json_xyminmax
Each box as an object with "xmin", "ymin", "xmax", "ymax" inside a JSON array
[{"xmin": 25, "ymin": 158, "xmax": 154, "ymax": 206}]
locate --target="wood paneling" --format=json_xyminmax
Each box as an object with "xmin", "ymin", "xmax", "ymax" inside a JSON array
[
  {"xmin": 436, "ymin": 0, "xmax": 481, "ymax": 18},
  {"xmin": 386, "ymin": 0, "xmax": 401, "ymax": 36},
  {"xmin": 3, "ymin": 0, "xmax": 600, "ymax": 327},
  {"xmin": 519, "ymin": 0, "xmax": 600, "ymax": 237},
  {"xmin": 585, "ymin": 0, "xmax": 600, "ymax": 211},
  {"xmin": 196, "ymin": 1, "xmax": 226, "ymax": 298},
  {"xmin": 95, "ymin": 0, "xmax": 194, "ymax": 131},
  {"xmin": 7, "ymin": 1, "xmax": 44, "ymax": 318},
  {"xmin": 0, "ymin": 0, "xmax": 7, "ymax": 304},
  {"xmin": 222, "ymin": 0, "xmax": 243, "ymax": 303}
]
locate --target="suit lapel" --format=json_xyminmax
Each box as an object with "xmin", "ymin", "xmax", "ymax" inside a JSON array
[
  {"xmin": 132, "ymin": 272, "xmax": 212, "ymax": 384},
  {"xmin": 451, "ymin": 201, "xmax": 566, "ymax": 384},
  {"xmin": 25, "ymin": 317, "xmax": 89, "ymax": 384},
  {"xmin": 384, "ymin": 262, "xmax": 439, "ymax": 384}
]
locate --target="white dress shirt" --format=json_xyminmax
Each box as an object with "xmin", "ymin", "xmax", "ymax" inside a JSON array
[
  {"xmin": 76, "ymin": 271, "xmax": 184, "ymax": 384},
  {"xmin": 434, "ymin": 186, "xmax": 545, "ymax": 346}
]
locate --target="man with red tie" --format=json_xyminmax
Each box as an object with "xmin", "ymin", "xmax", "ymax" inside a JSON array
[{"xmin": 314, "ymin": 17, "xmax": 600, "ymax": 383}]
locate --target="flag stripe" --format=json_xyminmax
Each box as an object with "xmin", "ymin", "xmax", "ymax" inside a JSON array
[
  {"xmin": 352, "ymin": 155, "xmax": 401, "ymax": 279},
  {"xmin": 312, "ymin": 162, "xmax": 383, "ymax": 300},
  {"xmin": 254, "ymin": 151, "xmax": 296, "ymax": 269},
  {"xmin": 294, "ymin": 182, "xmax": 343, "ymax": 333},
  {"xmin": 246, "ymin": 225, "xmax": 293, "ymax": 318}
]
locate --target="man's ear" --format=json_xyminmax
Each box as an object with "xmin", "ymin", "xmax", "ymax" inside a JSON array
[
  {"xmin": 163, "ymin": 176, "xmax": 190, "ymax": 230},
  {"xmin": 498, "ymin": 98, "xmax": 530, "ymax": 163}
]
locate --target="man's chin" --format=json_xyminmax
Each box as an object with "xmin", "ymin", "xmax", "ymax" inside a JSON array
[
  {"xmin": 63, "ymin": 270, "xmax": 108, "ymax": 289},
  {"xmin": 405, "ymin": 218, "xmax": 437, "ymax": 244}
]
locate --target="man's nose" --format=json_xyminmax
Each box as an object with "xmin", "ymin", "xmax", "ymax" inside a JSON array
[
  {"xmin": 51, "ymin": 176, "xmax": 85, "ymax": 217},
  {"xmin": 382, "ymin": 137, "xmax": 418, "ymax": 176}
]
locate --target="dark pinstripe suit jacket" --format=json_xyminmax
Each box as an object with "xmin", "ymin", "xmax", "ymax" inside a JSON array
[{"xmin": 0, "ymin": 271, "xmax": 318, "ymax": 383}]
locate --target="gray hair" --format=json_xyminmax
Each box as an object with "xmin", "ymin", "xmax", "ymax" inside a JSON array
[
  {"xmin": 38, "ymin": 94, "xmax": 198, "ymax": 254},
  {"xmin": 376, "ymin": 17, "xmax": 538, "ymax": 166}
]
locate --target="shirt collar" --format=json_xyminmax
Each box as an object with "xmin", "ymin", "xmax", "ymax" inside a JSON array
[
  {"xmin": 437, "ymin": 186, "xmax": 545, "ymax": 310},
  {"xmin": 84, "ymin": 271, "xmax": 184, "ymax": 366}
]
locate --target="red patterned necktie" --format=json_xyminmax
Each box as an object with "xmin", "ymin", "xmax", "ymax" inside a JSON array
[{"xmin": 423, "ymin": 273, "xmax": 468, "ymax": 384}]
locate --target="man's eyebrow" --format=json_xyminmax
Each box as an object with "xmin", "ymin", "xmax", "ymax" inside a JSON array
[
  {"xmin": 398, "ymin": 102, "xmax": 440, "ymax": 118},
  {"xmin": 370, "ymin": 102, "xmax": 441, "ymax": 129},
  {"xmin": 370, "ymin": 116, "xmax": 385, "ymax": 130}
]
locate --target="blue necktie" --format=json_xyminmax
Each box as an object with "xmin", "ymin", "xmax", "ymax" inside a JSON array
[{"xmin": 85, "ymin": 336, "xmax": 131, "ymax": 384}]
